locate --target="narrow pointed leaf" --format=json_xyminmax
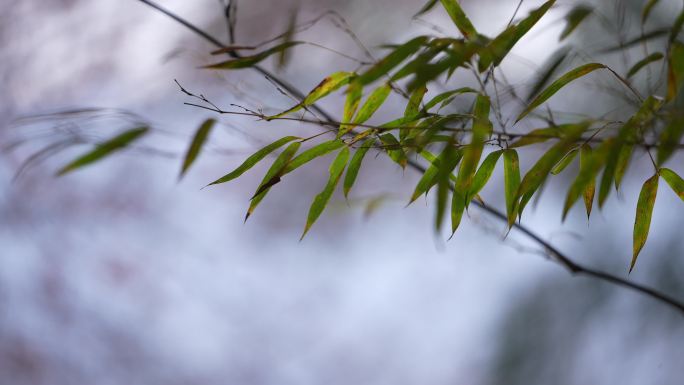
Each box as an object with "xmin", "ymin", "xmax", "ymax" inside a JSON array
[
  {"xmin": 207, "ymin": 136, "xmax": 300, "ymax": 186},
  {"xmin": 559, "ymin": 5, "xmax": 592, "ymax": 41},
  {"xmin": 516, "ymin": 63, "xmax": 606, "ymax": 122},
  {"xmin": 527, "ymin": 47, "xmax": 570, "ymax": 102},
  {"xmin": 339, "ymin": 81, "xmax": 363, "ymax": 137},
  {"xmin": 470, "ymin": 150, "xmax": 503, "ymax": 196},
  {"xmin": 301, "ymin": 147, "xmax": 350, "ymax": 239},
  {"xmin": 57, "ymin": 126, "xmax": 148, "ymax": 176},
  {"xmin": 659, "ymin": 168, "xmax": 684, "ymax": 201},
  {"xmin": 410, "ymin": 147, "xmax": 462, "ymax": 204},
  {"xmin": 353, "ymin": 83, "xmax": 392, "ymax": 124},
  {"xmin": 503, "ymin": 149, "xmax": 521, "ymax": 226},
  {"xmin": 179, "ymin": 118, "xmax": 215, "ymax": 179},
  {"xmin": 423, "ymin": 87, "xmax": 477, "ymax": 111},
  {"xmin": 343, "ymin": 138, "xmax": 375, "ymax": 198},
  {"xmin": 667, "ymin": 41, "xmax": 684, "ymax": 101},
  {"xmin": 658, "ymin": 116, "xmax": 684, "ymax": 165},
  {"xmin": 415, "ymin": 0, "xmax": 439, "ymax": 17},
  {"xmin": 627, "ymin": 52, "xmax": 664, "ymax": 78},
  {"xmin": 510, "ymin": 127, "xmax": 561, "ymax": 148},
  {"xmin": 580, "ymin": 145, "xmax": 596, "ymax": 219},
  {"xmin": 455, "ymin": 94, "xmax": 491, "ymax": 203},
  {"xmin": 551, "ymin": 148, "xmax": 578, "ymax": 175},
  {"xmin": 357, "ymin": 36, "xmax": 429, "ymax": 85},
  {"xmin": 283, "ymin": 140, "xmax": 345, "ymax": 174},
  {"xmin": 270, "ymin": 72, "xmax": 355, "ymax": 119},
  {"xmin": 642, "ymin": 0, "xmax": 660, "ymax": 24},
  {"xmin": 631, "ymin": 174, "xmax": 659, "ymax": 272},
  {"xmin": 439, "ymin": 0, "xmax": 477, "ymax": 40},
  {"xmin": 379, "ymin": 133, "xmax": 408, "ymax": 168},
  {"xmin": 204, "ymin": 41, "xmax": 303, "ymax": 69}
]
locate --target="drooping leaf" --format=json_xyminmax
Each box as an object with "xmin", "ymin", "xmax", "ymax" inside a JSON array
[
  {"xmin": 614, "ymin": 144, "xmax": 633, "ymax": 190},
  {"xmin": 551, "ymin": 148, "xmax": 578, "ymax": 175},
  {"xmin": 598, "ymin": 29, "xmax": 668, "ymax": 53},
  {"xmin": 401, "ymin": 85, "xmax": 428, "ymax": 140},
  {"xmin": 179, "ymin": 118, "xmax": 215, "ymax": 179},
  {"xmin": 270, "ymin": 72, "xmax": 356, "ymax": 119},
  {"xmin": 503, "ymin": 149, "xmax": 521, "ymax": 226},
  {"xmin": 659, "ymin": 168, "xmax": 684, "ymax": 201},
  {"xmin": 57, "ymin": 126, "xmax": 149, "ymax": 176},
  {"xmin": 559, "ymin": 5, "xmax": 593, "ymax": 41},
  {"xmin": 454, "ymin": 94, "xmax": 491, "ymax": 204},
  {"xmin": 510, "ymin": 127, "xmax": 561, "ymax": 148},
  {"xmin": 379, "ymin": 133, "xmax": 408, "ymax": 168},
  {"xmin": 357, "ymin": 36, "xmax": 429, "ymax": 85},
  {"xmin": 206, "ymin": 136, "xmax": 300, "ymax": 186},
  {"xmin": 408, "ymin": 41, "xmax": 478, "ymax": 91},
  {"xmin": 423, "ymin": 87, "xmax": 478, "ymax": 111},
  {"xmin": 246, "ymin": 141, "xmax": 301, "ymax": 220},
  {"xmin": 526, "ymin": 47, "xmax": 570, "ymax": 102},
  {"xmin": 439, "ymin": 0, "xmax": 477, "ymax": 40},
  {"xmin": 626, "ymin": 52, "xmax": 664, "ymax": 78},
  {"xmin": 580, "ymin": 144, "xmax": 596, "ymax": 219},
  {"xmin": 667, "ymin": 41, "xmax": 684, "ymax": 102},
  {"xmin": 470, "ymin": 150, "xmax": 503, "ymax": 196},
  {"xmin": 391, "ymin": 38, "xmax": 452, "ymax": 81},
  {"xmin": 353, "ymin": 83, "xmax": 392, "ymax": 125},
  {"xmin": 657, "ymin": 116, "xmax": 684, "ymax": 165},
  {"xmin": 301, "ymin": 147, "xmax": 350, "ymax": 239},
  {"xmin": 516, "ymin": 63, "xmax": 606, "ymax": 122},
  {"xmin": 339, "ymin": 81, "xmax": 363, "ymax": 137},
  {"xmin": 410, "ymin": 147, "xmax": 462, "ymax": 204},
  {"xmin": 414, "ymin": 0, "xmax": 439, "ymax": 17},
  {"xmin": 204, "ymin": 41, "xmax": 303, "ymax": 69},
  {"xmin": 670, "ymin": 9, "xmax": 684, "ymax": 43},
  {"xmin": 277, "ymin": 10, "xmax": 298, "ymax": 68},
  {"xmin": 562, "ymin": 142, "xmax": 607, "ymax": 220},
  {"xmin": 283, "ymin": 139, "xmax": 345, "ymax": 174},
  {"xmin": 642, "ymin": 0, "xmax": 660, "ymax": 24},
  {"xmin": 343, "ymin": 138, "xmax": 375, "ymax": 198},
  {"xmin": 631, "ymin": 174, "xmax": 659, "ymax": 272},
  {"xmin": 435, "ymin": 144, "xmax": 460, "ymax": 232},
  {"xmin": 478, "ymin": 0, "xmax": 556, "ymax": 72}
]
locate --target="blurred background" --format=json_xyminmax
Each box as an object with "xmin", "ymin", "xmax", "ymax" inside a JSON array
[{"xmin": 1, "ymin": 0, "xmax": 683, "ymax": 384}]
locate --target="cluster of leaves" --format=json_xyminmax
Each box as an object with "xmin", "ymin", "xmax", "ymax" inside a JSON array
[{"xmin": 52, "ymin": 0, "xmax": 684, "ymax": 272}]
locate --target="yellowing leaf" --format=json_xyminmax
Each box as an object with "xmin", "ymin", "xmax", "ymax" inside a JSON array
[
  {"xmin": 631, "ymin": 174, "xmax": 659, "ymax": 272},
  {"xmin": 516, "ymin": 63, "xmax": 606, "ymax": 122},
  {"xmin": 301, "ymin": 147, "xmax": 350, "ymax": 239},
  {"xmin": 270, "ymin": 72, "xmax": 356, "ymax": 119},
  {"xmin": 206, "ymin": 136, "xmax": 300, "ymax": 186},
  {"xmin": 658, "ymin": 116, "xmax": 684, "ymax": 165},
  {"xmin": 179, "ymin": 119, "xmax": 215, "ymax": 180},
  {"xmin": 57, "ymin": 126, "xmax": 149, "ymax": 176},
  {"xmin": 660, "ymin": 168, "xmax": 684, "ymax": 201},
  {"xmin": 439, "ymin": 0, "xmax": 477, "ymax": 40},
  {"xmin": 339, "ymin": 82, "xmax": 363, "ymax": 137}
]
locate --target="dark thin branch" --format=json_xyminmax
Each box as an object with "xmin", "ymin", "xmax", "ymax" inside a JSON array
[{"xmin": 134, "ymin": 0, "xmax": 684, "ymax": 315}]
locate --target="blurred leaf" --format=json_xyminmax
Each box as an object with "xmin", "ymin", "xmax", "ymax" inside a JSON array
[
  {"xmin": 301, "ymin": 147, "xmax": 350, "ymax": 239},
  {"xmin": 415, "ymin": 0, "xmax": 439, "ymax": 17},
  {"xmin": 631, "ymin": 174, "xmax": 659, "ymax": 272},
  {"xmin": 659, "ymin": 168, "xmax": 684, "ymax": 201},
  {"xmin": 667, "ymin": 41, "xmax": 684, "ymax": 101},
  {"xmin": 599, "ymin": 29, "xmax": 668, "ymax": 53},
  {"xmin": 435, "ymin": 144, "xmax": 460, "ymax": 232},
  {"xmin": 401, "ymin": 86, "xmax": 428, "ymax": 140},
  {"xmin": 353, "ymin": 83, "xmax": 392, "ymax": 124},
  {"xmin": 614, "ymin": 144, "xmax": 633, "ymax": 190},
  {"xmin": 580, "ymin": 144, "xmax": 596, "ymax": 219},
  {"xmin": 563, "ymin": 142, "xmax": 607, "ymax": 220},
  {"xmin": 559, "ymin": 5, "xmax": 593, "ymax": 41},
  {"xmin": 470, "ymin": 150, "xmax": 503, "ymax": 196},
  {"xmin": 642, "ymin": 0, "xmax": 660, "ymax": 24},
  {"xmin": 339, "ymin": 82, "xmax": 363, "ymax": 137},
  {"xmin": 391, "ymin": 38, "xmax": 452, "ymax": 81},
  {"xmin": 207, "ymin": 136, "xmax": 300, "ymax": 186},
  {"xmin": 357, "ymin": 36, "xmax": 429, "ymax": 85},
  {"xmin": 179, "ymin": 118, "xmax": 215, "ymax": 180},
  {"xmin": 479, "ymin": 0, "xmax": 556, "ymax": 72},
  {"xmin": 246, "ymin": 141, "xmax": 302, "ymax": 220},
  {"xmin": 408, "ymin": 41, "xmax": 478, "ymax": 91},
  {"xmin": 527, "ymin": 47, "xmax": 570, "ymax": 102},
  {"xmin": 455, "ymin": 95, "xmax": 491, "ymax": 203},
  {"xmin": 516, "ymin": 63, "xmax": 606, "ymax": 122},
  {"xmin": 410, "ymin": 147, "xmax": 462, "ymax": 204},
  {"xmin": 379, "ymin": 133, "xmax": 408, "ymax": 168},
  {"xmin": 657, "ymin": 116, "xmax": 684, "ymax": 165},
  {"xmin": 423, "ymin": 87, "xmax": 478, "ymax": 111},
  {"xmin": 343, "ymin": 138, "xmax": 375, "ymax": 198},
  {"xmin": 204, "ymin": 41, "xmax": 303, "ymax": 69},
  {"xmin": 503, "ymin": 149, "xmax": 521, "ymax": 226},
  {"xmin": 277, "ymin": 10, "xmax": 298, "ymax": 68},
  {"xmin": 283, "ymin": 140, "xmax": 345, "ymax": 174},
  {"xmin": 57, "ymin": 126, "xmax": 148, "ymax": 176},
  {"xmin": 510, "ymin": 127, "xmax": 561, "ymax": 148},
  {"xmin": 626, "ymin": 52, "xmax": 664, "ymax": 78},
  {"xmin": 551, "ymin": 148, "xmax": 578, "ymax": 175},
  {"xmin": 439, "ymin": 0, "xmax": 477, "ymax": 40},
  {"xmin": 670, "ymin": 9, "xmax": 684, "ymax": 43}
]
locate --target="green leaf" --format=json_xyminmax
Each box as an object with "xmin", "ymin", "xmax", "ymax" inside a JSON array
[
  {"xmin": 343, "ymin": 138, "xmax": 375, "ymax": 198},
  {"xmin": 659, "ymin": 168, "xmax": 684, "ymax": 201},
  {"xmin": 283, "ymin": 140, "xmax": 345, "ymax": 174},
  {"xmin": 510, "ymin": 127, "xmax": 561, "ymax": 148},
  {"xmin": 204, "ymin": 41, "xmax": 303, "ymax": 69},
  {"xmin": 454, "ymin": 94, "xmax": 491, "ymax": 202},
  {"xmin": 562, "ymin": 142, "xmax": 606, "ymax": 220},
  {"xmin": 478, "ymin": 0, "xmax": 556, "ymax": 72},
  {"xmin": 401, "ymin": 86, "xmax": 428, "ymax": 140},
  {"xmin": 626, "ymin": 52, "xmax": 664, "ymax": 78},
  {"xmin": 631, "ymin": 174, "xmax": 659, "ymax": 273},
  {"xmin": 439, "ymin": 0, "xmax": 477, "ymax": 40},
  {"xmin": 206, "ymin": 136, "xmax": 300, "ymax": 186},
  {"xmin": 657, "ymin": 116, "xmax": 684, "ymax": 165},
  {"xmin": 379, "ymin": 133, "xmax": 408, "ymax": 168},
  {"xmin": 301, "ymin": 147, "xmax": 350, "ymax": 239},
  {"xmin": 526, "ymin": 47, "xmax": 570, "ymax": 102},
  {"xmin": 614, "ymin": 144, "xmax": 633, "ymax": 190},
  {"xmin": 559, "ymin": 5, "xmax": 593, "ymax": 41},
  {"xmin": 667, "ymin": 41, "xmax": 684, "ymax": 102},
  {"xmin": 551, "ymin": 148, "xmax": 578, "ymax": 175},
  {"xmin": 503, "ymin": 149, "xmax": 521, "ymax": 226},
  {"xmin": 642, "ymin": 0, "xmax": 660, "ymax": 24},
  {"xmin": 470, "ymin": 150, "xmax": 503, "ymax": 196},
  {"xmin": 357, "ymin": 36, "xmax": 429, "ymax": 85},
  {"xmin": 179, "ymin": 119, "xmax": 215, "ymax": 179},
  {"xmin": 391, "ymin": 38, "xmax": 452, "ymax": 81},
  {"xmin": 435, "ymin": 144, "xmax": 460, "ymax": 232},
  {"xmin": 516, "ymin": 63, "xmax": 606, "ymax": 122},
  {"xmin": 270, "ymin": 72, "xmax": 356, "ymax": 119},
  {"xmin": 599, "ymin": 29, "xmax": 668, "ymax": 53},
  {"xmin": 339, "ymin": 81, "xmax": 363, "ymax": 137},
  {"xmin": 423, "ymin": 87, "xmax": 478, "ymax": 111},
  {"xmin": 353, "ymin": 83, "xmax": 392, "ymax": 124},
  {"xmin": 410, "ymin": 147, "xmax": 462, "ymax": 204},
  {"xmin": 246, "ymin": 141, "xmax": 301, "ymax": 221},
  {"xmin": 415, "ymin": 0, "xmax": 439, "ymax": 17},
  {"xmin": 57, "ymin": 126, "xmax": 149, "ymax": 176},
  {"xmin": 580, "ymin": 145, "xmax": 596, "ymax": 219},
  {"xmin": 408, "ymin": 41, "xmax": 478, "ymax": 91}
]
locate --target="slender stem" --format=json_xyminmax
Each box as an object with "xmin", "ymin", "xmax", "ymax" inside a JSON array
[{"xmin": 134, "ymin": 0, "xmax": 684, "ymax": 315}]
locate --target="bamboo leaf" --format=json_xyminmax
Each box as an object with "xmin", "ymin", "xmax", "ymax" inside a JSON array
[
  {"xmin": 207, "ymin": 136, "xmax": 300, "ymax": 186},
  {"xmin": 179, "ymin": 119, "xmax": 215, "ymax": 179},
  {"xmin": 439, "ymin": 0, "xmax": 477, "ymax": 40},
  {"xmin": 455, "ymin": 95, "xmax": 491, "ymax": 203},
  {"xmin": 657, "ymin": 116, "xmax": 684, "ymax": 165},
  {"xmin": 631, "ymin": 174, "xmax": 659, "ymax": 272},
  {"xmin": 339, "ymin": 81, "xmax": 363, "ymax": 137},
  {"xmin": 204, "ymin": 41, "xmax": 303, "ymax": 69},
  {"xmin": 301, "ymin": 147, "xmax": 350, "ymax": 239},
  {"xmin": 642, "ymin": 0, "xmax": 660, "ymax": 24},
  {"xmin": 470, "ymin": 150, "xmax": 503, "ymax": 196},
  {"xmin": 551, "ymin": 148, "xmax": 578, "ymax": 175},
  {"xmin": 503, "ymin": 149, "xmax": 521, "ymax": 226},
  {"xmin": 527, "ymin": 47, "xmax": 570, "ymax": 102},
  {"xmin": 353, "ymin": 83, "xmax": 392, "ymax": 124},
  {"xmin": 415, "ymin": 0, "xmax": 439, "ymax": 17},
  {"xmin": 667, "ymin": 41, "xmax": 684, "ymax": 102},
  {"xmin": 283, "ymin": 139, "xmax": 345, "ymax": 174},
  {"xmin": 57, "ymin": 126, "xmax": 149, "ymax": 176},
  {"xmin": 516, "ymin": 63, "xmax": 606, "ymax": 122},
  {"xmin": 599, "ymin": 29, "xmax": 668, "ymax": 53},
  {"xmin": 423, "ymin": 87, "xmax": 478, "ymax": 111},
  {"xmin": 343, "ymin": 138, "xmax": 375, "ymax": 198},
  {"xmin": 270, "ymin": 72, "xmax": 356, "ymax": 119},
  {"xmin": 614, "ymin": 144, "xmax": 633, "ymax": 190},
  {"xmin": 357, "ymin": 36, "xmax": 429, "ymax": 85},
  {"xmin": 246, "ymin": 141, "xmax": 301, "ymax": 221},
  {"xmin": 436, "ymin": 145, "xmax": 460, "ymax": 232},
  {"xmin": 379, "ymin": 133, "xmax": 408, "ymax": 168},
  {"xmin": 559, "ymin": 5, "xmax": 593, "ymax": 41},
  {"xmin": 562, "ymin": 142, "xmax": 606, "ymax": 220},
  {"xmin": 401, "ymin": 86, "xmax": 428, "ymax": 140},
  {"xmin": 510, "ymin": 127, "xmax": 561, "ymax": 148},
  {"xmin": 581, "ymin": 144, "xmax": 596, "ymax": 219},
  {"xmin": 659, "ymin": 168, "xmax": 684, "ymax": 201},
  {"xmin": 627, "ymin": 52, "xmax": 664, "ymax": 78},
  {"xmin": 410, "ymin": 147, "xmax": 462, "ymax": 204}
]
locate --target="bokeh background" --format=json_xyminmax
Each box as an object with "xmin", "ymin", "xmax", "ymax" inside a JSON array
[{"xmin": 1, "ymin": 0, "xmax": 683, "ymax": 384}]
